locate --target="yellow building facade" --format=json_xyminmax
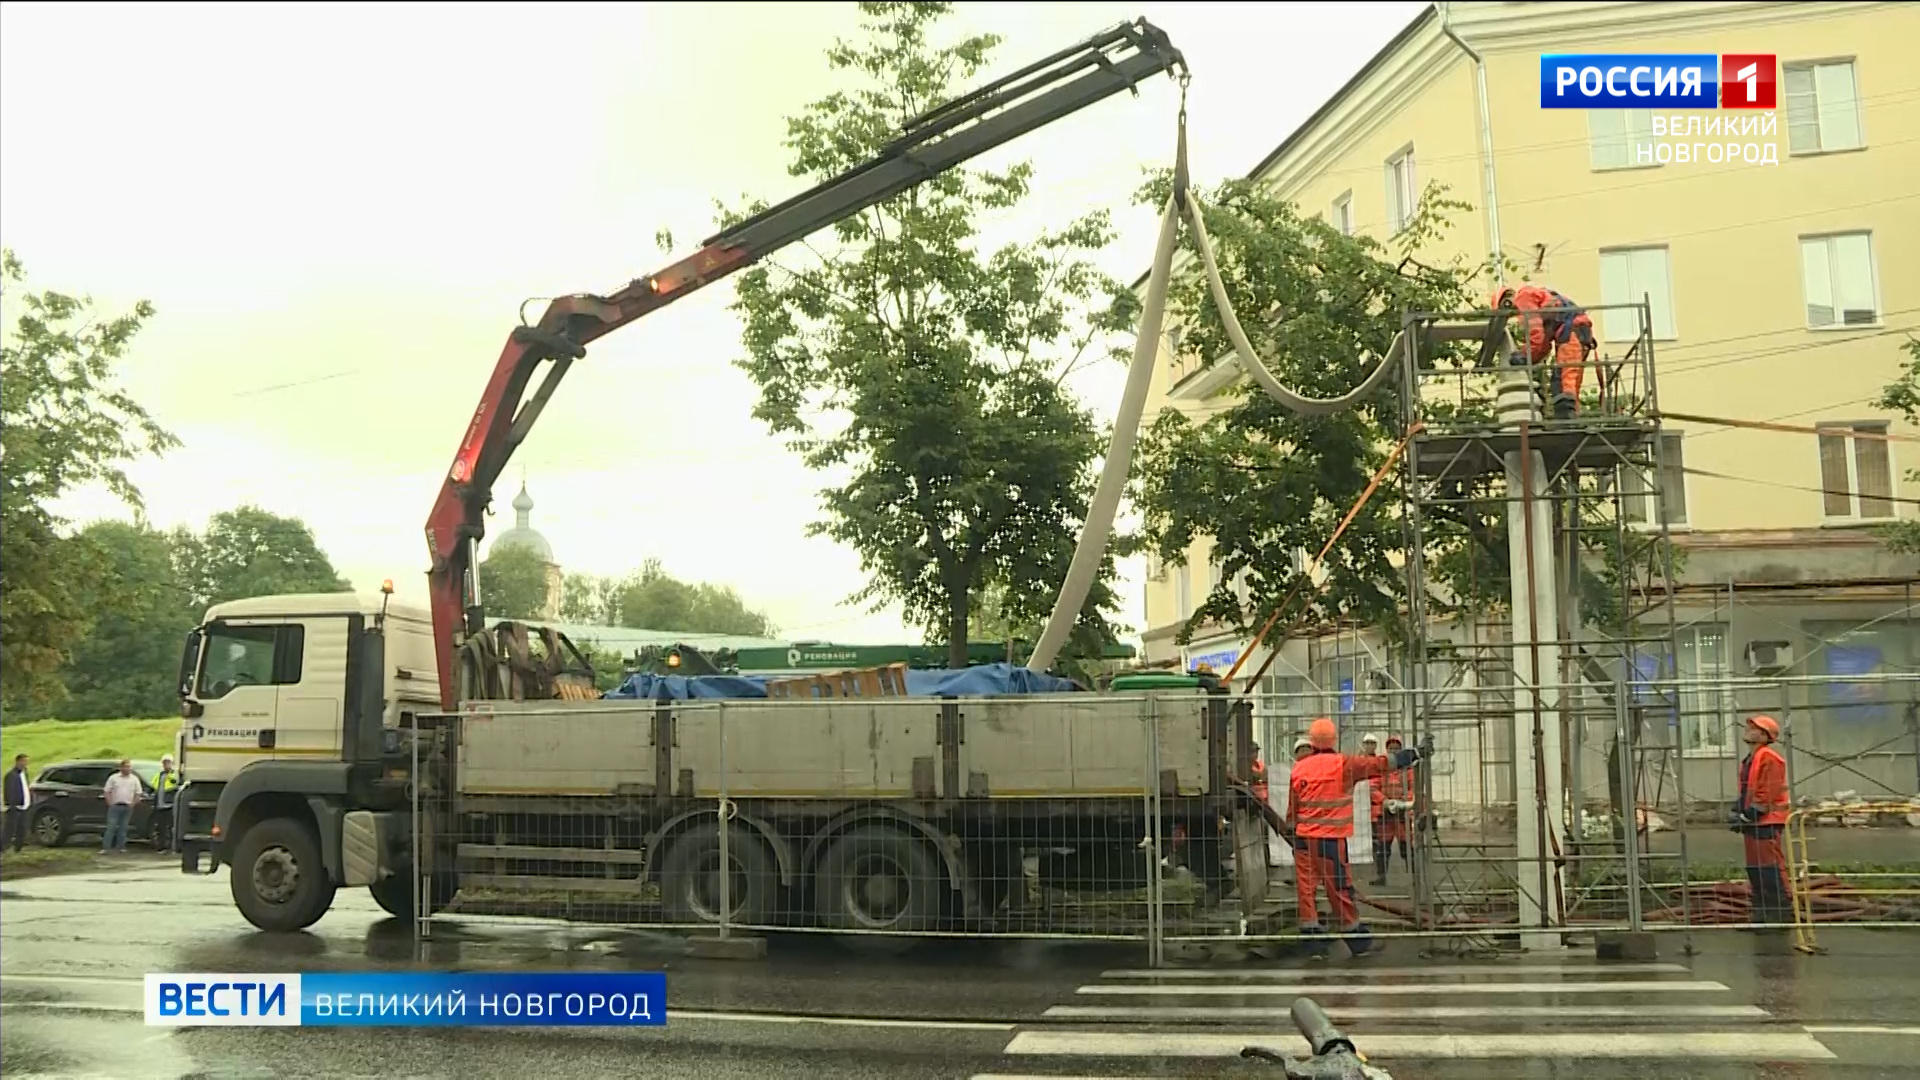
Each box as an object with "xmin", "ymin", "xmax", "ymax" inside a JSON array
[{"xmin": 1138, "ymin": 1, "xmax": 1918, "ymax": 796}]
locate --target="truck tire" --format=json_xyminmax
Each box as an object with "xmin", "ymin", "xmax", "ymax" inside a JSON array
[
  {"xmin": 369, "ymin": 871, "xmax": 457, "ymax": 920},
  {"xmin": 230, "ymin": 817, "xmax": 337, "ymax": 933},
  {"xmin": 814, "ymin": 826, "xmax": 945, "ymax": 934},
  {"xmin": 659, "ymin": 822, "xmax": 777, "ymax": 928}
]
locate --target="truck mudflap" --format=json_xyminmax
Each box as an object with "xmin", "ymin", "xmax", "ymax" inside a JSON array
[{"xmin": 180, "ymin": 836, "xmax": 220, "ymax": 875}]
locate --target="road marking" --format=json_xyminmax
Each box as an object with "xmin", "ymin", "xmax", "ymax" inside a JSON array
[
  {"xmin": 0, "ymin": 1002, "xmax": 144, "ymax": 1014},
  {"xmin": 668, "ymin": 1009, "xmax": 1013, "ymax": 1031},
  {"xmin": 0, "ymin": 973, "xmax": 144, "ymax": 987},
  {"xmin": 1805, "ymin": 1025, "xmax": 1920, "ymax": 1036},
  {"xmin": 1003, "ymin": 1030, "xmax": 1837, "ymax": 1060},
  {"xmin": 1075, "ymin": 979, "xmax": 1730, "ymax": 996},
  {"xmin": 1044, "ymin": 1004, "xmax": 1770, "ymax": 1021},
  {"xmin": 1099, "ymin": 963, "xmax": 1688, "ymax": 979}
]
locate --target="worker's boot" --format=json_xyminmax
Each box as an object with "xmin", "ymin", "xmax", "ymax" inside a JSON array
[
  {"xmin": 1299, "ymin": 924, "xmax": 1332, "ymax": 962},
  {"xmin": 1552, "ymin": 392, "xmax": 1576, "ymax": 420},
  {"xmin": 1343, "ymin": 921, "xmax": 1376, "ymax": 958},
  {"xmin": 1370, "ymin": 843, "xmax": 1388, "ymax": 886}
]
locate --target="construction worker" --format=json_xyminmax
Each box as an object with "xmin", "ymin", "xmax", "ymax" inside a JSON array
[
  {"xmin": 1360, "ymin": 734, "xmax": 1386, "ymax": 880},
  {"xmin": 1291, "ymin": 717, "xmax": 1432, "ymax": 959},
  {"xmin": 1493, "ymin": 283, "xmax": 1596, "ymax": 419},
  {"xmin": 1731, "ymin": 715, "xmax": 1792, "ymax": 926},
  {"xmin": 1248, "ymin": 742, "xmax": 1270, "ymax": 806},
  {"xmin": 1372, "ymin": 735, "xmax": 1415, "ymax": 885}
]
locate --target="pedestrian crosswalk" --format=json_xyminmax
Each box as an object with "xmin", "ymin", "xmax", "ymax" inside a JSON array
[{"xmin": 973, "ymin": 956, "xmax": 1842, "ymax": 1077}]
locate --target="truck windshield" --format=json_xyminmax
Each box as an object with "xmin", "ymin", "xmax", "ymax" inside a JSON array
[{"xmin": 197, "ymin": 625, "xmax": 279, "ymax": 699}]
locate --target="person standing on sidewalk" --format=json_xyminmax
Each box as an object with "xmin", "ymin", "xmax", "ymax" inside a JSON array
[
  {"xmin": 1731, "ymin": 716, "xmax": 1792, "ymax": 925},
  {"xmin": 101, "ymin": 760, "xmax": 143, "ymax": 854},
  {"xmin": 4, "ymin": 754, "xmax": 31, "ymax": 853},
  {"xmin": 152, "ymin": 756, "xmax": 180, "ymax": 853},
  {"xmin": 1290, "ymin": 718, "xmax": 1433, "ymax": 959}
]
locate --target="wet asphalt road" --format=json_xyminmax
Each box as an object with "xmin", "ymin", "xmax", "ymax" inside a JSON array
[{"xmin": 4, "ymin": 859, "xmax": 1920, "ymax": 1078}]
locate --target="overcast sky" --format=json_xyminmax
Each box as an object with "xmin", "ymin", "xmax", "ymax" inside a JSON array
[{"xmin": 1, "ymin": 0, "xmax": 1426, "ymax": 645}]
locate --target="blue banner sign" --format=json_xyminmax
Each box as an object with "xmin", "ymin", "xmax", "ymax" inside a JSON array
[{"xmin": 146, "ymin": 971, "xmax": 668, "ymax": 1027}]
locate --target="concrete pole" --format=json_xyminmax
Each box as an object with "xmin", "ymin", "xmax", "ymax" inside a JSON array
[{"xmin": 1497, "ymin": 365, "xmax": 1567, "ymax": 950}]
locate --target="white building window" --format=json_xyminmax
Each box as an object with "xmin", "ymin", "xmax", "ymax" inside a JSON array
[
  {"xmin": 1677, "ymin": 624, "xmax": 1736, "ymax": 756},
  {"xmin": 1817, "ymin": 422, "xmax": 1896, "ymax": 521},
  {"xmin": 1621, "ymin": 431, "xmax": 1689, "ymax": 527},
  {"xmin": 1785, "ymin": 60, "xmax": 1864, "ymax": 154},
  {"xmin": 1800, "ymin": 232, "xmax": 1879, "ymax": 328},
  {"xmin": 1588, "ymin": 109, "xmax": 1659, "ymax": 171},
  {"xmin": 1598, "ymin": 245, "xmax": 1677, "ymax": 341},
  {"xmin": 1385, "ymin": 148, "xmax": 1416, "ymax": 233},
  {"xmin": 1332, "ymin": 192, "xmax": 1353, "ymax": 236},
  {"xmin": 1173, "ymin": 560, "xmax": 1192, "ymax": 621}
]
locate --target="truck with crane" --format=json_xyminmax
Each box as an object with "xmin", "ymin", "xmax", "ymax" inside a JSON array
[{"xmin": 172, "ymin": 19, "xmax": 1275, "ymax": 937}]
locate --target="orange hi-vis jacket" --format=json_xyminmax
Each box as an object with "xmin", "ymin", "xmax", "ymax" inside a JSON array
[
  {"xmin": 1738, "ymin": 744, "xmax": 1790, "ymax": 826},
  {"xmin": 1381, "ymin": 764, "xmax": 1415, "ymax": 807},
  {"xmin": 1249, "ymin": 757, "xmax": 1270, "ymax": 804},
  {"xmin": 1507, "ymin": 284, "xmax": 1596, "ymax": 363},
  {"xmin": 1290, "ymin": 750, "xmax": 1399, "ymax": 839}
]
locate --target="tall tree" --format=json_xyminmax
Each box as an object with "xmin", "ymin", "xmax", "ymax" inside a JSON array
[
  {"xmin": 721, "ymin": 1, "xmax": 1129, "ymax": 667},
  {"xmin": 480, "ymin": 543, "xmax": 554, "ymax": 620},
  {"xmin": 613, "ymin": 558, "xmax": 776, "ymax": 637},
  {"xmin": 46, "ymin": 520, "xmax": 194, "ymax": 719},
  {"xmin": 1132, "ymin": 178, "xmax": 1483, "ymax": 644},
  {"xmin": 173, "ymin": 505, "xmax": 349, "ymax": 611},
  {"xmin": 1875, "ymin": 336, "xmax": 1920, "ymax": 554},
  {"xmin": 0, "ymin": 250, "xmax": 178, "ymax": 707}
]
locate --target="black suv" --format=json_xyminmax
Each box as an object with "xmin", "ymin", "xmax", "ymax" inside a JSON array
[{"xmin": 28, "ymin": 760, "xmax": 166, "ymax": 848}]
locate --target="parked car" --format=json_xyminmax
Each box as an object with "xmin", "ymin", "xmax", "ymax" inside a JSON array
[{"xmin": 28, "ymin": 759, "xmax": 165, "ymax": 848}]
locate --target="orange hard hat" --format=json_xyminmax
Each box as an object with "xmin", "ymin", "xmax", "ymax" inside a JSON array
[
  {"xmin": 1492, "ymin": 285, "xmax": 1516, "ymax": 309},
  {"xmin": 1308, "ymin": 717, "xmax": 1337, "ymax": 749},
  {"xmin": 1385, "ymin": 733, "xmax": 1404, "ymax": 747},
  {"xmin": 1747, "ymin": 715, "xmax": 1781, "ymax": 741}
]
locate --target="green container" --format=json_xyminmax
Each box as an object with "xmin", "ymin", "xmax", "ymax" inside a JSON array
[{"xmin": 1108, "ymin": 673, "xmax": 1208, "ymax": 692}]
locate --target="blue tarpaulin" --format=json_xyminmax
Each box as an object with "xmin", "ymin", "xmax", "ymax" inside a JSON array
[{"xmin": 604, "ymin": 661, "xmax": 1083, "ymax": 702}]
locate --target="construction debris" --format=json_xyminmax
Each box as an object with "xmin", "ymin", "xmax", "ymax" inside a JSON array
[{"xmin": 1795, "ymin": 792, "xmax": 1920, "ymax": 828}]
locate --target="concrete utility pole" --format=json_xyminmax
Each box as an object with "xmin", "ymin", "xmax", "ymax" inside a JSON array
[{"xmin": 1496, "ymin": 363, "xmax": 1568, "ymax": 950}]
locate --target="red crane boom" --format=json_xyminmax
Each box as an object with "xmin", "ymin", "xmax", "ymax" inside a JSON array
[{"xmin": 424, "ymin": 19, "xmax": 1185, "ymax": 709}]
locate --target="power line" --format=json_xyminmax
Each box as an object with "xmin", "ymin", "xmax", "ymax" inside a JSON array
[
  {"xmin": 1680, "ymin": 465, "xmax": 1920, "ymax": 508},
  {"xmin": 1660, "ymin": 324, "xmax": 1916, "ymax": 377}
]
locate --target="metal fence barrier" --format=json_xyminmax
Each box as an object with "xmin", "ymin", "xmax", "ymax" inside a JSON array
[{"xmin": 405, "ymin": 672, "xmax": 1918, "ymax": 959}]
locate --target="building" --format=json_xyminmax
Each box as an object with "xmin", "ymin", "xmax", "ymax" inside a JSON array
[
  {"xmin": 485, "ymin": 478, "xmax": 564, "ymax": 620},
  {"xmin": 1136, "ymin": 0, "xmax": 1919, "ymax": 800}
]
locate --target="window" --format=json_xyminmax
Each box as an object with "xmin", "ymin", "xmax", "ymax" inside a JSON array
[
  {"xmin": 196, "ymin": 624, "xmax": 305, "ymax": 700},
  {"xmin": 1800, "ymin": 232, "xmax": 1879, "ymax": 328},
  {"xmin": 1817, "ymin": 422, "xmax": 1895, "ymax": 520},
  {"xmin": 1588, "ymin": 109, "xmax": 1659, "ymax": 170},
  {"xmin": 1677, "ymin": 625, "xmax": 1736, "ymax": 756},
  {"xmin": 1598, "ymin": 246, "xmax": 1677, "ymax": 341},
  {"xmin": 1385, "ymin": 148, "xmax": 1416, "ymax": 233},
  {"xmin": 1331, "ymin": 192, "xmax": 1354, "ymax": 236},
  {"xmin": 1173, "ymin": 561, "xmax": 1192, "ymax": 621},
  {"xmin": 1785, "ymin": 60, "xmax": 1863, "ymax": 154},
  {"xmin": 1621, "ymin": 431, "xmax": 1689, "ymax": 527}
]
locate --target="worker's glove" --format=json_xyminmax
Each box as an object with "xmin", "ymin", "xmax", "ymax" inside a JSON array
[{"xmin": 1740, "ymin": 805, "xmax": 1761, "ymax": 823}]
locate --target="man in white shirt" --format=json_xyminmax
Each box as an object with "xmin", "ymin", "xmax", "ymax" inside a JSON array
[{"xmin": 101, "ymin": 760, "xmax": 144, "ymax": 854}]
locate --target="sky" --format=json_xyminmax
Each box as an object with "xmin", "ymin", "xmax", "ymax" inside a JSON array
[{"xmin": 1, "ymin": 0, "xmax": 1427, "ymax": 646}]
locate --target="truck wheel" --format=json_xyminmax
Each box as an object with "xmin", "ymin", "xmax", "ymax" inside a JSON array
[
  {"xmin": 814, "ymin": 826, "xmax": 945, "ymax": 934},
  {"xmin": 369, "ymin": 871, "xmax": 456, "ymax": 920},
  {"xmin": 230, "ymin": 817, "xmax": 337, "ymax": 933},
  {"xmin": 31, "ymin": 808, "xmax": 68, "ymax": 848},
  {"xmin": 659, "ymin": 822, "xmax": 777, "ymax": 928}
]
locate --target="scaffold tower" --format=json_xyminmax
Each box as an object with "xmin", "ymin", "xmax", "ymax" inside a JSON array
[{"xmin": 1396, "ymin": 299, "xmax": 1688, "ymax": 952}]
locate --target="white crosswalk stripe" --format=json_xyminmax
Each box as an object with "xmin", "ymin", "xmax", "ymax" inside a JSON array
[{"xmin": 975, "ymin": 956, "xmax": 1843, "ymax": 1077}]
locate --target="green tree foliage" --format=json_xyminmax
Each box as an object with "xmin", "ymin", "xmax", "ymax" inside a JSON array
[
  {"xmin": 172, "ymin": 505, "xmax": 349, "ymax": 611},
  {"xmin": 1132, "ymin": 179, "xmax": 1481, "ymax": 643},
  {"xmin": 1875, "ymin": 337, "xmax": 1920, "ymax": 554},
  {"xmin": 480, "ymin": 542, "xmax": 554, "ymax": 620},
  {"xmin": 0, "ymin": 250, "xmax": 178, "ymax": 707},
  {"xmin": 44, "ymin": 520, "xmax": 196, "ymax": 719},
  {"xmin": 720, "ymin": 1, "xmax": 1129, "ymax": 667},
  {"xmin": 558, "ymin": 561, "xmax": 776, "ymax": 637}
]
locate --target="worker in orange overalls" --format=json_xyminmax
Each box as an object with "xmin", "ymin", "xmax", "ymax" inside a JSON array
[
  {"xmin": 1290, "ymin": 718, "xmax": 1431, "ymax": 958},
  {"xmin": 1494, "ymin": 284, "xmax": 1596, "ymax": 420},
  {"xmin": 1248, "ymin": 742, "xmax": 1270, "ymax": 806},
  {"xmin": 1371, "ymin": 734, "xmax": 1416, "ymax": 886},
  {"xmin": 1731, "ymin": 715, "xmax": 1792, "ymax": 926}
]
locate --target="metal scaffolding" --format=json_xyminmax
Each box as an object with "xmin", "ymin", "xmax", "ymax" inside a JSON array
[{"xmin": 1396, "ymin": 299, "xmax": 1686, "ymax": 952}]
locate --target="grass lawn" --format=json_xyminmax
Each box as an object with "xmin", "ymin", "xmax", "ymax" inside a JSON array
[
  {"xmin": 0, "ymin": 846, "xmax": 143, "ymax": 880},
  {"xmin": 0, "ymin": 717, "xmax": 178, "ymax": 769}
]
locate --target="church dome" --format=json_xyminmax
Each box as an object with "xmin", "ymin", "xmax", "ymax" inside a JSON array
[{"xmin": 489, "ymin": 479, "xmax": 555, "ymax": 563}]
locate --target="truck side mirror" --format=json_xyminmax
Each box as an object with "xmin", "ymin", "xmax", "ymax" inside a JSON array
[{"xmin": 177, "ymin": 629, "xmax": 204, "ymax": 700}]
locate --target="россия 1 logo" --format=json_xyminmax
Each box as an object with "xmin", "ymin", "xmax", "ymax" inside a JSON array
[{"xmin": 1539, "ymin": 53, "xmax": 1777, "ymax": 109}]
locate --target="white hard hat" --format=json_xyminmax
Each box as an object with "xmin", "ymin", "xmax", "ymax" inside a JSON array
[
  {"xmin": 1361, "ymin": 733, "xmax": 1379, "ymax": 745},
  {"xmin": 1292, "ymin": 736, "xmax": 1312, "ymax": 752}
]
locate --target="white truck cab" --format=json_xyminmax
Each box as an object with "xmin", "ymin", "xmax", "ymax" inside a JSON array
[{"xmin": 174, "ymin": 589, "xmax": 442, "ymax": 930}]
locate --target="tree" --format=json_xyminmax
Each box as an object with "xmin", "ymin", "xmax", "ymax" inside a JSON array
[
  {"xmin": 721, "ymin": 1, "xmax": 1129, "ymax": 668},
  {"xmin": 45, "ymin": 520, "xmax": 195, "ymax": 719},
  {"xmin": 613, "ymin": 558, "xmax": 776, "ymax": 637},
  {"xmin": 480, "ymin": 543, "xmax": 554, "ymax": 620},
  {"xmin": 1131, "ymin": 178, "xmax": 1482, "ymax": 644},
  {"xmin": 0, "ymin": 250, "xmax": 178, "ymax": 707},
  {"xmin": 559, "ymin": 571, "xmax": 621, "ymax": 624},
  {"xmin": 1875, "ymin": 336, "xmax": 1920, "ymax": 554},
  {"xmin": 172, "ymin": 505, "xmax": 349, "ymax": 611}
]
